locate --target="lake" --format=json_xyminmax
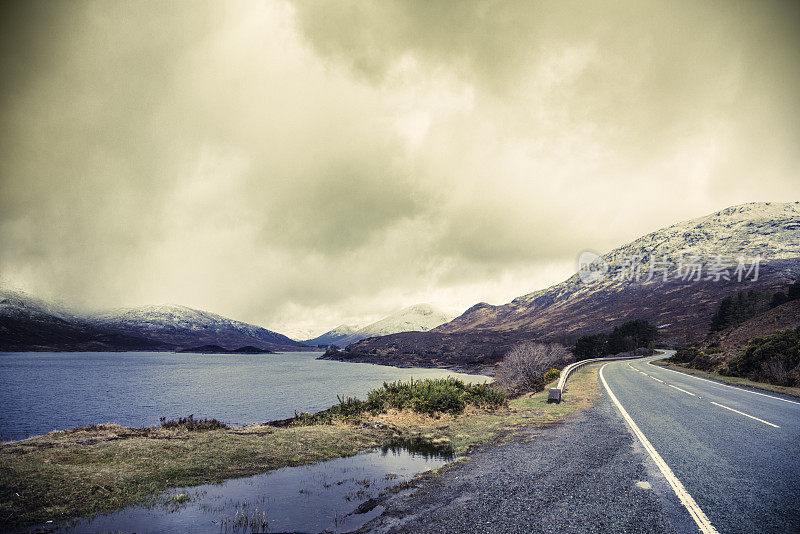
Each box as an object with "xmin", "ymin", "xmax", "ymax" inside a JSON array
[{"xmin": 0, "ymin": 351, "xmax": 489, "ymax": 441}]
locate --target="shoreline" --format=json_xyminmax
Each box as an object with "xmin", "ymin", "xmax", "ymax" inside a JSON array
[
  {"xmin": 0, "ymin": 367, "xmax": 600, "ymax": 529},
  {"xmin": 317, "ymin": 349, "xmax": 497, "ymax": 377}
]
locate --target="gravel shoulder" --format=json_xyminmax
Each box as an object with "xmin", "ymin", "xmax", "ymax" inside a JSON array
[{"xmin": 358, "ymin": 381, "xmax": 678, "ymax": 533}]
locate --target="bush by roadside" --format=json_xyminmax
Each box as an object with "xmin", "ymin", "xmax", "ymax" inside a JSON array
[
  {"xmin": 724, "ymin": 326, "xmax": 800, "ymax": 387},
  {"xmin": 291, "ymin": 377, "xmax": 506, "ymax": 426},
  {"xmin": 494, "ymin": 343, "xmax": 571, "ymax": 394},
  {"xmin": 670, "ymin": 327, "xmax": 800, "ymax": 387}
]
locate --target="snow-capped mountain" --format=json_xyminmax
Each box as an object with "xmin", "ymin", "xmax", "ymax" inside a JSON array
[
  {"xmin": 331, "ymin": 304, "xmax": 453, "ymax": 347},
  {"xmin": 0, "ymin": 289, "xmax": 78, "ymax": 322},
  {"xmin": 0, "ymin": 290, "xmax": 307, "ymax": 352},
  {"xmin": 339, "ymin": 203, "xmax": 800, "ymax": 367},
  {"xmin": 438, "ymin": 202, "xmax": 800, "ymax": 341},
  {"xmin": 0, "ymin": 289, "xmax": 169, "ymax": 352},
  {"xmin": 303, "ymin": 324, "xmax": 357, "ymax": 347},
  {"xmin": 87, "ymin": 304, "xmax": 305, "ymax": 351}
]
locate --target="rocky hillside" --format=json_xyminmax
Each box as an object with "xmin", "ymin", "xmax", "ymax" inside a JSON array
[
  {"xmin": 437, "ymin": 202, "xmax": 800, "ymax": 338},
  {"xmin": 708, "ymin": 299, "xmax": 800, "ymax": 351},
  {"xmin": 335, "ymin": 202, "xmax": 800, "ymax": 370}
]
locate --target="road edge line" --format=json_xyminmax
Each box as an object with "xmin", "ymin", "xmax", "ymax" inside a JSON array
[
  {"xmin": 648, "ymin": 361, "xmax": 800, "ymax": 406},
  {"xmin": 599, "ymin": 363, "xmax": 719, "ymax": 534}
]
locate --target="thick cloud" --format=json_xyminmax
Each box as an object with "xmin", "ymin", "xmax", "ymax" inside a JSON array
[{"xmin": 1, "ymin": 1, "xmax": 799, "ymax": 337}]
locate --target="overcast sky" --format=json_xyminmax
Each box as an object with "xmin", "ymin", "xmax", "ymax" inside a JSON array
[{"xmin": 1, "ymin": 1, "xmax": 799, "ymax": 338}]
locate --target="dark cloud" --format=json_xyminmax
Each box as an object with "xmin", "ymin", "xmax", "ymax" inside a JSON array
[{"xmin": 1, "ymin": 1, "xmax": 799, "ymax": 336}]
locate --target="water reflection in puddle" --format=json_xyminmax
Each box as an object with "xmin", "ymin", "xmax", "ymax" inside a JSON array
[{"xmin": 45, "ymin": 441, "xmax": 453, "ymax": 534}]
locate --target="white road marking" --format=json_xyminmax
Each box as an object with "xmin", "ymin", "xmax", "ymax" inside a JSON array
[
  {"xmin": 668, "ymin": 384, "xmax": 697, "ymax": 397},
  {"xmin": 600, "ymin": 364, "xmax": 719, "ymax": 534},
  {"xmin": 648, "ymin": 362, "xmax": 800, "ymax": 406},
  {"xmin": 651, "ymin": 376, "xmax": 665, "ymax": 383},
  {"xmin": 709, "ymin": 401, "xmax": 780, "ymax": 428}
]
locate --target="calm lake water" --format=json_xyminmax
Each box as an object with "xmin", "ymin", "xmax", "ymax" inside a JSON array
[{"xmin": 0, "ymin": 351, "xmax": 488, "ymax": 441}]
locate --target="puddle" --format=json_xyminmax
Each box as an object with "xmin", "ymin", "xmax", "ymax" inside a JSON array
[{"xmin": 31, "ymin": 441, "xmax": 454, "ymax": 534}]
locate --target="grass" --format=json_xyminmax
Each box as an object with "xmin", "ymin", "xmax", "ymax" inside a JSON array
[
  {"xmin": 652, "ymin": 359, "xmax": 800, "ymax": 398},
  {"xmin": 159, "ymin": 415, "xmax": 228, "ymax": 431},
  {"xmin": 292, "ymin": 377, "xmax": 507, "ymax": 425},
  {"xmin": 0, "ymin": 368, "xmax": 601, "ymax": 528}
]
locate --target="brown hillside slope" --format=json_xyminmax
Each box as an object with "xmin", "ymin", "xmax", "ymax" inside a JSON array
[{"xmin": 708, "ymin": 299, "xmax": 800, "ymax": 350}]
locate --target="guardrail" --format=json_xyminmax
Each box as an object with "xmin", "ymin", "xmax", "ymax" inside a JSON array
[{"xmin": 547, "ymin": 352, "xmax": 654, "ymax": 403}]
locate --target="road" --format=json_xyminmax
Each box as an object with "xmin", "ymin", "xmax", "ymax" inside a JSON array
[
  {"xmin": 600, "ymin": 352, "xmax": 800, "ymax": 533},
  {"xmin": 361, "ymin": 353, "xmax": 800, "ymax": 533}
]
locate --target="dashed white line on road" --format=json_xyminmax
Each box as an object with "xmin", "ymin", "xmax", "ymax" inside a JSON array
[
  {"xmin": 709, "ymin": 401, "xmax": 780, "ymax": 428},
  {"xmin": 600, "ymin": 364, "xmax": 719, "ymax": 534},
  {"xmin": 648, "ymin": 362, "xmax": 800, "ymax": 406},
  {"xmin": 651, "ymin": 376, "xmax": 665, "ymax": 383},
  {"xmin": 668, "ymin": 384, "xmax": 696, "ymax": 396}
]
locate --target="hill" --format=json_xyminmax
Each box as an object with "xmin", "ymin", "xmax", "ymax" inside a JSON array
[
  {"xmin": 333, "ymin": 202, "xmax": 800, "ymax": 370},
  {"xmin": 0, "ymin": 291, "xmax": 306, "ymax": 352},
  {"xmin": 306, "ymin": 304, "xmax": 452, "ymax": 347},
  {"xmin": 0, "ymin": 290, "xmax": 169, "ymax": 352},
  {"xmin": 86, "ymin": 305, "xmax": 306, "ymax": 352},
  {"xmin": 303, "ymin": 324, "xmax": 356, "ymax": 347}
]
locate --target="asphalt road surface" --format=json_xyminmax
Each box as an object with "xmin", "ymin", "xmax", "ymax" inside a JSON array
[
  {"xmin": 360, "ymin": 353, "xmax": 800, "ymax": 533},
  {"xmin": 599, "ymin": 352, "xmax": 800, "ymax": 533}
]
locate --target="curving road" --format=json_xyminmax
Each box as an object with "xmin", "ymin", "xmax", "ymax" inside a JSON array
[
  {"xmin": 600, "ymin": 352, "xmax": 800, "ymax": 533},
  {"xmin": 360, "ymin": 353, "xmax": 800, "ymax": 533}
]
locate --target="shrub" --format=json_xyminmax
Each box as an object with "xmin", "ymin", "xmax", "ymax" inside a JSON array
[
  {"xmin": 543, "ymin": 368, "xmax": 561, "ymax": 383},
  {"xmin": 291, "ymin": 377, "xmax": 507, "ymax": 425},
  {"xmin": 726, "ymin": 327, "xmax": 800, "ymax": 386},
  {"xmin": 668, "ymin": 347, "xmax": 718, "ymax": 371},
  {"xmin": 159, "ymin": 415, "xmax": 228, "ymax": 431},
  {"xmin": 367, "ymin": 377, "xmax": 506, "ymax": 415},
  {"xmin": 607, "ymin": 320, "xmax": 658, "ymax": 354},
  {"xmin": 710, "ymin": 290, "xmax": 773, "ymax": 331},
  {"xmin": 495, "ymin": 343, "xmax": 570, "ymax": 393},
  {"xmin": 574, "ymin": 334, "xmax": 608, "ymax": 360}
]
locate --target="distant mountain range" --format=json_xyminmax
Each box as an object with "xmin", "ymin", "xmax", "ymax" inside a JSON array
[
  {"xmin": 303, "ymin": 324, "xmax": 357, "ymax": 347},
  {"xmin": 303, "ymin": 304, "xmax": 453, "ymax": 347},
  {"xmin": 4, "ymin": 202, "xmax": 798, "ymax": 362},
  {"xmin": 87, "ymin": 305, "xmax": 304, "ymax": 351},
  {"xmin": 0, "ymin": 293, "xmax": 306, "ymax": 352},
  {"xmin": 331, "ymin": 202, "xmax": 800, "ymax": 371}
]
